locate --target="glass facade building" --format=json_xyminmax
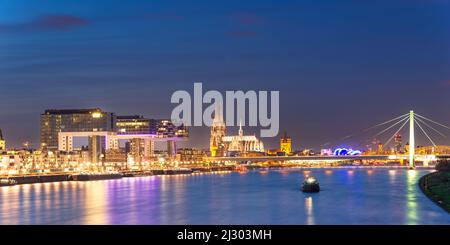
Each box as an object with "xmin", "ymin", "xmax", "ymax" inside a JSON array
[
  {"xmin": 116, "ymin": 116, "xmax": 159, "ymax": 135},
  {"xmin": 40, "ymin": 109, "xmax": 116, "ymax": 150},
  {"xmin": 157, "ymin": 120, "xmax": 188, "ymax": 138}
]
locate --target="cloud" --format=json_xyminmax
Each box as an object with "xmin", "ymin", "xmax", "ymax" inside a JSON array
[{"xmin": 0, "ymin": 14, "xmax": 89, "ymax": 32}]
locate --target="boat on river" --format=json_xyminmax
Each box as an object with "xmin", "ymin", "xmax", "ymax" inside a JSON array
[{"xmin": 301, "ymin": 176, "xmax": 320, "ymax": 193}]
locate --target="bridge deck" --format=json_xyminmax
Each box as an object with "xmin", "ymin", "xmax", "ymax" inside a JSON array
[{"xmin": 207, "ymin": 155, "xmax": 391, "ymax": 162}]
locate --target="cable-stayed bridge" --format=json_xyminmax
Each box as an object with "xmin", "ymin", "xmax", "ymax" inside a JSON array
[{"xmin": 208, "ymin": 110, "xmax": 450, "ymax": 169}]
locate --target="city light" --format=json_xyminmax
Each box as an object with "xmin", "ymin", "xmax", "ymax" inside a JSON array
[
  {"xmin": 333, "ymin": 148, "xmax": 362, "ymax": 156},
  {"xmin": 92, "ymin": 112, "xmax": 102, "ymax": 118},
  {"xmin": 0, "ymin": 0, "xmax": 449, "ymax": 231}
]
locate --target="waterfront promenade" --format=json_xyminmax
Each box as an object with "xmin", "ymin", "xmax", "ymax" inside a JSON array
[{"xmin": 1, "ymin": 164, "xmax": 434, "ymax": 186}]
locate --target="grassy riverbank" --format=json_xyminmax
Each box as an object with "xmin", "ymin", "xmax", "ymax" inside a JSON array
[{"xmin": 419, "ymin": 171, "xmax": 450, "ymax": 213}]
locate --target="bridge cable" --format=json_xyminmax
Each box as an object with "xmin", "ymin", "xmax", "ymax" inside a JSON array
[
  {"xmin": 373, "ymin": 116, "xmax": 410, "ymax": 138},
  {"xmin": 363, "ymin": 113, "xmax": 409, "ymax": 132},
  {"xmin": 415, "ymin": 117, "xmax": 447, "ymax": 138},
  {"xmin": 415, "ymin": 113, "xmax": 450, "ymax": 131},
  {"xmin": 383, "ymin": 117, "xmax": 410, "ymax": 147},
  {"xmin": 415, "ymin": 119, "xmax": 437, "ymax": 147},
  {"xmin": 351, "ymin": 116, "xmax": 409, "ymax": 150},
  {"xmin": 321, "ymin": 113, "xmax": 408, "ymax": 148}
]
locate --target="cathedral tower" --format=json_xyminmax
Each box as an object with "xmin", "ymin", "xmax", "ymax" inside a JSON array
[{"xmin": 210, "ymin": 105, "xmax": 226, "ymax": 157}]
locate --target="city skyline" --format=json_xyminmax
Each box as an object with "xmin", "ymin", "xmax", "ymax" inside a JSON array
[
  {"xmin": 1, "ymin": 106, "xmax": 450, "ymax": 152},
  {"xmin": 1, "ymin": 0, "xmax": 450, "ymax": 149},
  {"xmin": 1, "ymin": 0, "xmax": 450, "ymax": 229}
]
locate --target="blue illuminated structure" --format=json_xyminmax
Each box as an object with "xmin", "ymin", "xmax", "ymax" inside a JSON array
[{"xmin": 333, "ymin": 148, "xmax": 362, "ymax": 156}]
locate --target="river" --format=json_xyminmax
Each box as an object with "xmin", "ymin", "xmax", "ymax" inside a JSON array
[{"xmin": 0, "ymin": 168, "xmax": 448, "ymax": 224}]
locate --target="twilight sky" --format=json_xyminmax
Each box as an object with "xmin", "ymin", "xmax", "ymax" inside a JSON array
[{"xmin": 1, "ymin": 0, "xmax": 450, "ymax": 150}]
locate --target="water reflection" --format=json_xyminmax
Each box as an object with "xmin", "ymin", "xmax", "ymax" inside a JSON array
[
  {"xmin": 388, "ymin": 170, "xmax": 397, "ymax": 186},
  {"xmin": 406, "ymin": 170, "xmax": 418, "ymax": 225},
  {"xmin": 305, "ymin": 196, "xmax": 314, "ymax": 225}
]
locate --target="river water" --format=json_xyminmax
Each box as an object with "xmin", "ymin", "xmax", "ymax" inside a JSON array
[{"xmin": 0, "ymin": 168, "xmax": 448, "ymax": 224}]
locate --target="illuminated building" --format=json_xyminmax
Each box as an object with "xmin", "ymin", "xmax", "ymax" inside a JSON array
[
  {"xmin": 265, "ymin": 149, "xmax": 279, "ymax": 156},
  {"xmin": 209, "ymin": 105, "xmax": 264, "ymax": 156},
  {"xmin": 116, "ymin": 116, "xmax": 157, "ymax": 162},
  {"xmin": 320, "ymin": 149, "xmax": 332, "ymax": 156},
  {"xmin": 157, "ymin": 120, "xmax": 188, "ymax": 158},
  {"xmin": 40, "ymin": 109, "xmax": 117, "ymax": 164},
  {"xmin": 280, "ymin": 131, "xmax": 292, "ymax": 155},
  {"xmin": 104, "ymin": 149, "xmax": 127, "ymax": 165},
  {"xmin": 156, "ymin": 119, "xmax": 188, "ymax": 138},
  {"xmin": 333, "ymin": 148, "xmax": 362, "ymax": 156},
  {"xmin": 117, "ymin": 115, "xmax": 157, "ymax": 135},
  {"xmin": 40, "ymin": 109, "xmax": 116, "ymax": 151},
  {"xmin": 377, "ymin": 143, "xmax": 383, "ymax": 154},
  {"xmin": 222, "ymin": 122, "xmax": 264, "ymax": 154},
  {"xmin": 210, "ymin": 106, "xmax": 226, "ymax": 157},
  {"xmin": 0, "ymin": 129, "xmax": 5, "ymax": 152},
  {"xmin": 394, "ymin": 133, "xmax": 403, "ymax": 153},
  {"xmin": 416, "ymin": 145, "xmax": 450, "ymax": 155},
  {"xmin": 176, "ymin": 148, "xmax": 207, "ymax": 162},
  {"xmin": 40, "ymin": 108, "xmax": 188, "ymax": 164},
  {"xmin": 116, "ymin": 116, "xmax": 187, "ymax": 161}
]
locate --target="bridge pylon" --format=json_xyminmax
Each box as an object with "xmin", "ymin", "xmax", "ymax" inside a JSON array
[{"xmin": 409, "ymin": 110, "xmax": 415, "ymax": 169}]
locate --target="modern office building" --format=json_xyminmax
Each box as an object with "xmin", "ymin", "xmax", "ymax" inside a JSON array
[
  {"xmin": 157, "ymin": 119, "xmax": 189, "ymax": 158},
  {"xmin": 394, "ymin": 133, "xmax": 403, "ymax": 153},
  {"xmin": 116, "ymin": 115, "xmax": 159, "ymax": 135},
  {"xmin": 117, "ymin": 115, "xmax": 156, "ymax": 162},
  {"xmin": 157, "ymin": 120, "xmax": 188, "ymax": 138},
  {"xmin": 40, "ymin": 108, "xmax": 116, "ymax": 150},
  {"xmin": 117, "ymin": 116, "xmax": 188, "ymax": 160},
  {"xmin": 40, "ymin": 108, "xmax": 188, "ymax": 164}
]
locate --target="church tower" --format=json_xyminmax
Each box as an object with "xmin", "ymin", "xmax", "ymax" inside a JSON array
[
  {"xmin": 280, "ymin": 131, "xmax": 292, "ymax": 155},
  {"xmin": 210, "ymin": 105, "xmax": 226, "ymax": 157}
]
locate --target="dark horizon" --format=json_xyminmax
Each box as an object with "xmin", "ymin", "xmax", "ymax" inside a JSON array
[{"xmin": 1, "ymin": 0, "xmax": 450, "ymax": 150}]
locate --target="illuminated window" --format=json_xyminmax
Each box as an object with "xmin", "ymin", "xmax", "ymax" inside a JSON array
[{"xmin": 92, "ymin": 112, "xmax": 102, "ymax": 118}]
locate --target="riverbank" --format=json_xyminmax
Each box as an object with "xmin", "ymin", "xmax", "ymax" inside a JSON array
[
  {"xmin": 419, "ymin": 171, "xmax": 450, "ymax": 213},
  {"xmin": 0, "ymin": 165, "xmax": 435, "ymax": 187},
  {"xmin": 2, "ymin": 168, "xmax": 448, "ymax": 224},
  {"xmin": 0, "ymin": 166, "xmax": 236, "ymax": 186}
]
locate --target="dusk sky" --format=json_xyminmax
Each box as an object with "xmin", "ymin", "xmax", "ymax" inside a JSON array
[{"xmin": 1, "ymin": 0, "xmax": 450, "ymax": 150}]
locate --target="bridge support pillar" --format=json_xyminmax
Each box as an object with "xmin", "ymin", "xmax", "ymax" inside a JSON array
[{"xmin": 409, "ymin": 110, "xmax": 415, "ymax": 169}]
